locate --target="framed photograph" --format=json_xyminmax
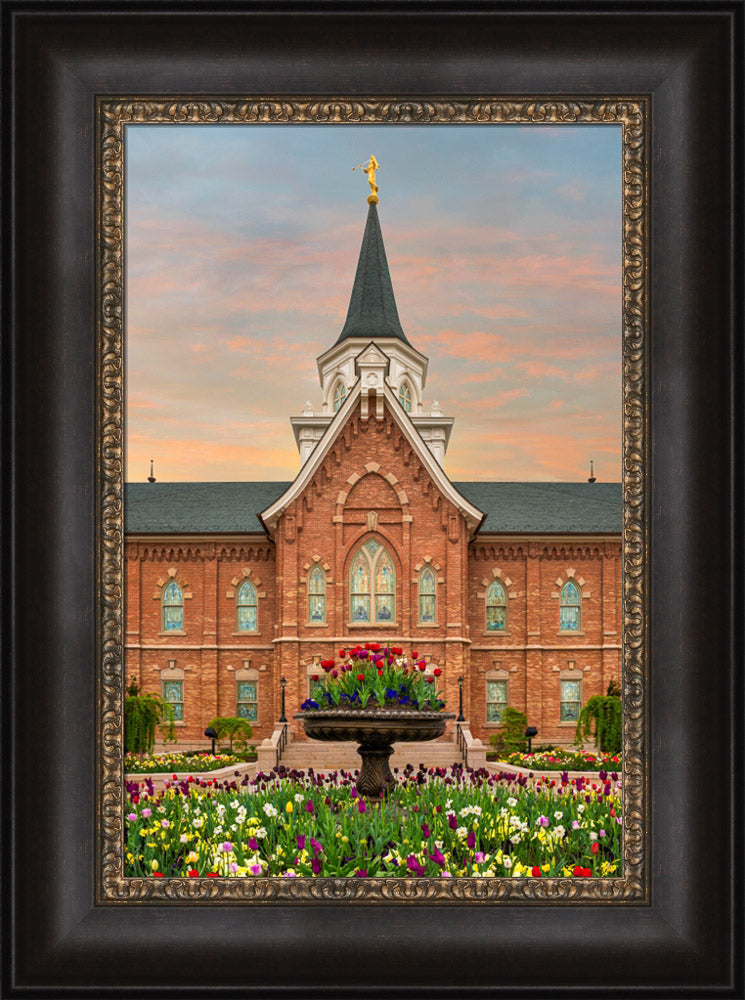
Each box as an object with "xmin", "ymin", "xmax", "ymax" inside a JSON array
[
  {"xmin": 113, "ymin": 106, "xmax": 638, "ymax": 900},
  {"xmin": 4, "ymin": 2, "xmax": 741, "ymax": 996}
]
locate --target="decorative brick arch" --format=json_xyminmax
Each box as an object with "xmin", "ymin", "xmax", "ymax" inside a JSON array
[
  {"xmin": 225, "ymin": 566, "xmax": 267, "ymax": 600},
  {"xmin": 550, "ymin": 567, "xmax": 592, "ymax": 600},
  {"xmin": 334, "ymin": 461, "xmax": 410, "ymax": 518},
  {"xmin": 152, "ymin": 566, "xmax": 193, "ymax": 601}
]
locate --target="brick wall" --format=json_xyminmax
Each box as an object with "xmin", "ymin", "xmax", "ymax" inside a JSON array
[{"xmin": 125, "ymin": 400, "xmax": 622, "ymax": 752}]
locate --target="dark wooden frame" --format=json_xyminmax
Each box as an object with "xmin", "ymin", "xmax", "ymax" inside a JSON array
[{"xmin": 2, "ymin": 2, "xmax": 742, "ymax": 995}]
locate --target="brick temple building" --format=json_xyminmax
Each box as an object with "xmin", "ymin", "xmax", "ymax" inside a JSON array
[{"xmin": 124, "ymin": 198, "xmax": 622, "ymax": 753}]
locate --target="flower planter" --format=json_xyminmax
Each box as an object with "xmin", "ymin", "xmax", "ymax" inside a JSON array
[{"xmin": 295, "ymin": 706, "xmax": 455, "ymax": 798}]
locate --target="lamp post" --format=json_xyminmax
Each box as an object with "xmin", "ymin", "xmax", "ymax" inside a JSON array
[
  {"xmin": 279, "ymin": 677, "xmax": 287, "ymax": 723},
  {"xmin": 457, "ymin": 676, "xmax": 465, "ymax": 722},
  {"xmin": 204, "ymin": 727, "xmax": 217, "ymax": 755},
  {"xmin": 525, "ymin": 726, "xmax": 538, "ymax": 754}
]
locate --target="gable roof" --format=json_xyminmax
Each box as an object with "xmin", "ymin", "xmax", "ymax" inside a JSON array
[
  {"xmin": 335, "ymin": 202, "xmax": 410, "ymax": 345},
  {"xmin": 258, "ymin": 378, "xmax": 485, "ymax": 536},
  {"xmin": 124, "ymin": 480, "xmax": 622, "ymax": 535}
]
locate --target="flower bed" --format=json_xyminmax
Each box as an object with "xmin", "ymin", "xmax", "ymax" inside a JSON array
[
  {"xmin": 124, "ymin": 764, "xmax": 622, "ymax": 878},
  {"xmin": 501, "ymin": 749, "xmax": 622, "ymax": 773},
  {"xmin": 125, "ymin": 751, "xmax": 255, "ymax": 774},
  {"xmin": 300, "ymin": 643, "xmax": 445, "ymax": 712}
]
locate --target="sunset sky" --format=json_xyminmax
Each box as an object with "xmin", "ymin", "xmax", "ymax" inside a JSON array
[{"xmin": 125, "ymin": 123, "xmax": 622, "ymax": 483}]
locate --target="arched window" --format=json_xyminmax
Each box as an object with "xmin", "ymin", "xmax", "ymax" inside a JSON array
[
  {"xmin": 162, "ymin": 580, "xmax": 184, "ymax": 632},
  {"xmin": 333, "ymin": 381, "xmax": 347, "ymax": 412},
  {"xmin": 308, "ymin": 566, "xmax": 326, "ymax": 623},
  {"xmin": 350, "ymin": 539, "xmax": 395, "ymax": 624},
  {"xmin": 559, "ymin": 581, "xmax": 581, "ymax": 631},
  {"xmin": 398, "ymin": 382, "xmax": 412, "ymax": 412},
  {"xmin": 485, "ymin": 580, "xmax": 507, "ymax": 632},
  {"xmin": 418, "ymin": 567, "xmax": 437, "ymax": 623},
  {"xmin": 236, "ymin": 580, "xmax": 258, "ymax": 633}
]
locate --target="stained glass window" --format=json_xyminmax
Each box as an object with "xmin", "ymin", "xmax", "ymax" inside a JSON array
[
  {"xmin": 485, "ymin": 581, "xmax": 507, "ymax": 632},
  {"xmin": 162, "ymin": 580, "xmax": 184, "ymax": 632},
  {"xmin": 236, "ymin": 580, "xmax": 258, "ymax": 632},
  {"xmin": 308, "ymin": 566, "xmax": 326, "ymax": 623},
  {"xmin": 398, "ymin": 382, "xmax": 412, "ymax": 412},
  {"xmin": 419, "ymin": 567, "xmax": 436, "ymax": 623},
  {"xmin": 309, "ymin": 674, "xmax": 325, "ymax": 702},
  {"xmin": 375, "ymin": 552, "xmax": 394, "ymax": 621},
  {"xmin": 162, "ymin": 680, "xmax": 184, "ymax": 721},
  {"xmin": 349, "ymin": 539, "xmax": 396, "ymax": 624},
  {"xmin": 236, "ymin": 680, "xmax": 258, "ymax": 721},
  {"xmin": 560, "ymin": 679, "xmax": 582, "ymax": 721},
  {"xmin": 559, "ymin": 581, "xmax": 581, "ymax": 631},
  {"xmin": 333, "ymin": 381, "xmax": 347, "ymax": 412},
  {"xmin": 486, "ymin": 680, "xmax": 508, "ymax": 723},
  {"xmin": 350, "ymin": 552, "xmax": 370, "ymax": 622}
]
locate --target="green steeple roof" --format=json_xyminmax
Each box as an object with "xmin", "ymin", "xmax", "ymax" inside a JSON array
[{"xmin": 336, "ymin": 202, "xmax": 410, "ymax": 345}]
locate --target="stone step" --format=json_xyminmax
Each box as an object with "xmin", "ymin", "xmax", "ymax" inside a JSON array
[{"xmin": 278, "ymin": 740, "xmax": 463, "ymax": 771}]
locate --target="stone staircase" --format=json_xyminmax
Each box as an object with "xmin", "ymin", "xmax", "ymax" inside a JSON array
[{"xmin": 278, "ymin": 738, "xmax": 463, "ymax": 773}]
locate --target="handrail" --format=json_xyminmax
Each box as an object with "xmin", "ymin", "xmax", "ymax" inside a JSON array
[
  {"xmin": 455, "ymin": 720, "xmax": 486, "ymax": 769},
  {"xmin": 256, "ymin": 722, "xmax": 290, "ymax": 771}
]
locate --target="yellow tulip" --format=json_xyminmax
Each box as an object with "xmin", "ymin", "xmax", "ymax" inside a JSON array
[{"xmin": 285, "ymin": 802, "xmax": 293, "ymax": 814}]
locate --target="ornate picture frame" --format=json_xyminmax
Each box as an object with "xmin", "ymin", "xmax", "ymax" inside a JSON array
[{"xmin": 100, "ymin": 97, "xmax": 646, "ymax": 904}]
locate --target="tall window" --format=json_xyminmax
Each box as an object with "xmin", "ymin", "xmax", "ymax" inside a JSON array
[
  {"xmin": 236, "ymin": 580, "xmax": 258, "ymax": 632},
  {"xmin": 560, "ymin": 679, "xmax": 582, "ymax": 721},
  {"xmin": 559, "ymin": 581, "xmax": 581, "ymax": 631},
  {"xmin": 485, "ymin": 580, "xmax": 507, "ymax": 632},
  {"xmin": 162, "ymin": 679, "xmax": 184, "ymax": 721},
  {"xmin": 333, "ymin": 381, "xmax": 346, "ymax": 412},
  {"xmin": 398, "ymin": 382, "xmax": 412, "ymax": 412},
  {"xmin": 418, "ymin": 567, "xmax": 436, "ymax": 623},
  {"xmin": 486, "ymin": 679, "xmax": 508, "ymax": 723},
  {"xmin": 350, "ymin": 539, "xmax": 395, "ymax": 624},
  {"xmin": 308, "ymin": 566, "xmax": 326, "ymax": 623},
  {"xmin": 162, "ymin": 580, "xmax": 184, "ymax": 632},
  {"xmin": 236, "ymin": 680, "xmax": 258, "ymax": 721}
]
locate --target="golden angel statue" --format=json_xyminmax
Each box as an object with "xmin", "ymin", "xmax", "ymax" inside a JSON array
[{"xmin": 354, "ymin": 155, "xmax": 380, "ymax": 201}]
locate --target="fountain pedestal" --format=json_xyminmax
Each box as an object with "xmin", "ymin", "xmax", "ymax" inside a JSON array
[{"xmin": 295, "ymin": 706, "xmax": 455, "ymax": 798}]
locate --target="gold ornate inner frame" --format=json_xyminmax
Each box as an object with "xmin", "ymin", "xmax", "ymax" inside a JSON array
[{"xmin": 97, "ymin": 97, "xmax": 648, "ymax": 904}]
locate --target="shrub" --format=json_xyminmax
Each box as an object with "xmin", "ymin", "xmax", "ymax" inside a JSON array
[
  {"xmin": 206, "ymin": 716, "xmax": 253, "ymax": 752},
  {"xmin": 487, "ymin": 707, "xmax": 529, "ymax": 758},
  {"xmin": 124, "ymin": 678, "xmax": 175, "ymax": 754},
  {"xmin": 575, "ymin": 682, "xmax": 622, "ymax": 754}
]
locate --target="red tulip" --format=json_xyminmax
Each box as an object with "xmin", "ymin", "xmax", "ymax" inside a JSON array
[
  {"xmin": 412, "ymin": 651, "xmax": 419, "ymax": 659},
  {"xmin": 433, "ymin": 668, "xmax": 442, "ymax": 676},
  {"xmin": 531, "ymin": 866, "xmax": 541, "ymax": 877},
  {"xmin": 357, "ymin": 674, "xmax": 366, "ymax": 682},
  {"xmin": 591, "ymin": 842, "xmax": 600, "ymax": 854}
]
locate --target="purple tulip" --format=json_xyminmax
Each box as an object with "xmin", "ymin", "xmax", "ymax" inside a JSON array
[
  {"xmin": 421, "ymin": 823, "xmax": 431, "ymax": 839},
  {"xmin": 311, "ymin": 858, "xmax": 322, "ymax": 874},
  {"xmin": 466, "ymin": 830, "xmax": 476, "ymax": 849}
]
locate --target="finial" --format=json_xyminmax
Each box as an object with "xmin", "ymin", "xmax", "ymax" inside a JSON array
[
  {"xmin": 147, "ymin": 459, "xmax": 156, "ymax": 484},
  {"xmin": 587, "ymin": 460, "xmax": 596, "ymax": 484},
  {"xmin": 353, "ymin": 155, "xmax": 380, "ymax": 204}
]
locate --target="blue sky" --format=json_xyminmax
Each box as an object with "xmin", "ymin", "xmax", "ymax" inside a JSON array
[{"xmin": 125, "ymin": 123, "xmax": 622, "ymax": 483}]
